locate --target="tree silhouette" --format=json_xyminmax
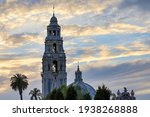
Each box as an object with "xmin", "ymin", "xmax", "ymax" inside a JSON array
[
  {"xmin": 10, "ymin": 74, "xmax": 28, "ymax": 100},
  {"xmin": 29, "ymin": 88, "xmax": 42, "ymax": 100},
  {"xmin": 83, "ymin": 93, "xmax": 92, "ymax": 100},
  {"xmin": 60, "ymin": 85, "xmax": 68, "ymax": 99},
  {"xmin": 94, "ymin": 84, "xmax": 111, "ymax": 100},
  {"xmin": 66, "ymin": 86, "xmax": 77, "ymax": 100},
  {"xmin": 46, "ymin": 88, "xmax": 64, "ymax": 100}
]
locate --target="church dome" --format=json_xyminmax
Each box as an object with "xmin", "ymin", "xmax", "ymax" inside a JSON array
[
  {"xmin": 70, "ymin": 65, "xmax": 96, "ymax": 99},
  {"xmin": 70, "ymin": 81, "xmax": 96, "ymax": 99}
]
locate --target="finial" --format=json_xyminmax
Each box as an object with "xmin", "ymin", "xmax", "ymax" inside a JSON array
[
  {"xmin": 117, "ymin": 90, "xmax": 120, "ymax": 96},
  {"xmin": 53, "ymin": 4, "xmax": 55, "ymax": 16},
  {"xmin": 131, "ymin": 90, "xmax": 134, "ymax": 96},
  {"xmin": 77, "ymin": 61, "xmax": 80, "ymax": 71}
]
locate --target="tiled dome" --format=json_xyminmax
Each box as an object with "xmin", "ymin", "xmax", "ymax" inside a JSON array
[
  {"xmin": 70, "ymin": 65, "xmax": 96, "ymax": 99},
  {"xmin": 70, "ymin": 81, "xmax": 96, "ymax": 99}
]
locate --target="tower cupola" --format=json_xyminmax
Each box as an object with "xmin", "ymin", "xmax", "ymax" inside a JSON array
[
  {"xmin": 50, "ymin": 13, "xmax": 58, "ymax": 25},
  {"xmin": 75, "ymin": 64, "xmax": 83, "ymax": 82}
]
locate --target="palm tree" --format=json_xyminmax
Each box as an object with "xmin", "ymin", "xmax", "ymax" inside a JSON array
[
  {"xmin": 29, "ymin": 88, "xmax": 42, "ymax": 100},
  {"xmin": 10, "ymin": 74, "xmax": 28, "ymax": 100}
]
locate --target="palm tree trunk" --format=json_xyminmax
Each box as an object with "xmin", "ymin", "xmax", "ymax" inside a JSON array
[
  {"xmin": 19, "ymin": 90, "xmax": 23, "ymax": 100},
  {"xmin": 35, "ymin": 96, "xmax": 37, "ymax": 100},
  {"xmin": 20, "ymin": 93, "xmax": 23, "ymax": 100}
]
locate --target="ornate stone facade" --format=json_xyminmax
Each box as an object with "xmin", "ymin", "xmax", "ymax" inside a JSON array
[
  {"xmin": 41, "ymin": 13, "xmax": 67, "ymax": 97},
  {"xmin": 113, "ymin": 87, "xmax": 136, "ymax": 100}
]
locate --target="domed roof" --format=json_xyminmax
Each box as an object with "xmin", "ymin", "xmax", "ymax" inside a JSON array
[
  {"xmin": 70, "ymin": 65, "xmax": 96, "ymax": 99},
  {"xmin": 70, "ymin": 81, "xmax": 96, "ymax": 99},
  {"xmin": 50, "ymin": 14, "xmax": 58, "ymax": 23},
  {"xmin": 49, "ymin": 13, "xmax": 59, "ymax": 26}
]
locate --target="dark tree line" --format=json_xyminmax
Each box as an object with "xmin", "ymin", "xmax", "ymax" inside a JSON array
[
  {"xmin": 45, "ymin": 84, "xmax": 111, "ymax": 100},
  {"xmin": 10, "ymin": 74, "xmax": 112, "ymax": 100},
  {"xmin": 45, "ymin": 85, "xmax": 93, "ymax": 100}
]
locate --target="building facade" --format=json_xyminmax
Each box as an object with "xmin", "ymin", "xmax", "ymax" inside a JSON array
[
  {"xmin": 41, "ymin": 13, "xmax": 67, "ymax": 97},
  {"xmin": 111, "ymin": 87, "xmax": 136, "ymax": 100},
  {"xmin": 116, "ymin": 87, "xmax": 136, "ymax": 100}
]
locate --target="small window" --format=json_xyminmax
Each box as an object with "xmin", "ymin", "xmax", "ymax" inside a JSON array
[
  {"xmin": 53, "ymin": 30, "xmax": 56, "ymax": 36},
  {"xmin": 52, "ymin": 43, "xmax": 57, "ymax": 53},
  {"xmin": 52, "ymin": 61, "xmax": 57, "ymax": 73}
]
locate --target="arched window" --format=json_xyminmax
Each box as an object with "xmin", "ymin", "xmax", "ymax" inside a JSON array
[
  {"xmin": 53, "ymin": 30, "xmax": 56, "ymax": 36},
  {"xmin": 52, "ymin": 43, "xmax": 57, "ymax": 53},
  {"xmin": 52, "ymin": 61, "xmax": 57, "ymax": 73}
]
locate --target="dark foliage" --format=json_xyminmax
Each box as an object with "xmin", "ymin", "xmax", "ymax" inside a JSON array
[
  {"xmin": 94, "ymin": 84, "xmax": 111, "ymax": 100},
  {"xmin": 46, "ymin": 88, "xmax": 64, "ymax": 100},
  {"xmin": 66, "ymin": 85, "xmax": 77, "ymax": 100},
  {"xmin": 10, "ymin": 73, "xmax": 28, "ymax": 100},
  {"xmin": 29, "ymin": 88, "xmax": 42, "ymax": 100},
  {"xmin": 83, "ymin": 93, "xmax": 92, "ymax": 100}
]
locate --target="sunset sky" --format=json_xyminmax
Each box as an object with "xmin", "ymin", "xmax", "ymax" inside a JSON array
[{"xmin": 0, "ymin": 0, "xmax": 150, "ymax": 99}]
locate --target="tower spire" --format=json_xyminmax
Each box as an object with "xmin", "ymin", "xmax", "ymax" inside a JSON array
[
  {"xmin": 53, "ymin": 4, "xmax": 55, "ymax": 16},
  {"xmin": 75, "ymin": 62, "xmax": 82, "ymax": 82},
  {"xmin": 77, "ymin": 61, "xmax": 80, "ymax": 71}
]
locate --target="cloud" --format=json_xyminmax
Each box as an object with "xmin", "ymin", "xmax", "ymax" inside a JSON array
[
  {"xmin": 0, "ymin": 76, "xmax": 10, "ymax": 93},
  {"xmin": 62, "ymin": 23, "xmax": 148, "ymax": 37},
  {"xmin": 0, "ymin": 56, "xmax": 42, "ymax": 96},
  {"xmin": 0, "ymin": 0, "xmax": 150, "ymax": 100},
  {"xmin": 143, "ymin": 38, "xmax": 150, "ymax": 46},
  {"xmin": 0, "ymin": 49, "xmax": 42, "ymax": 80},
  {"xmin": 0, "ymin": 29, "xmax": 43, "ymax": 50},
  {"xmin": 80, "ymin": 38, "xmax": 96, "ymax": 43},
  {"xmin": 0, "ymin": 0, "xmax": 117, "ymax": 30},
  {"xmin": 136, "ymin": 89, "xmax": 150, "ymax": 96},
  {"xmin": 4, "ymin": 0, "xmax": 148, "ymax": 38},
  {"xmin": 66, "ymin": 39, "xmax": 150, "ymax": 66},
  {"xmin": 82, "ymin": 59, "xmax": 150, "ymax": 98},
  {"xmin": 119, "ymin": 0, "xmax": 150, "ymax": 11}
]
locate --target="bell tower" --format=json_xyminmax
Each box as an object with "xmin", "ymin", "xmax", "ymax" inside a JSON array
[{"xmin": 42, "ymin": 12, "xmax": 67, "ymax": 97}]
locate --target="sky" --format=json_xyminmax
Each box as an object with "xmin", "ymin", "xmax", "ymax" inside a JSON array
[{"xmin": 0, "ymin": 0, "xmax": 150, "ymax": 100}]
